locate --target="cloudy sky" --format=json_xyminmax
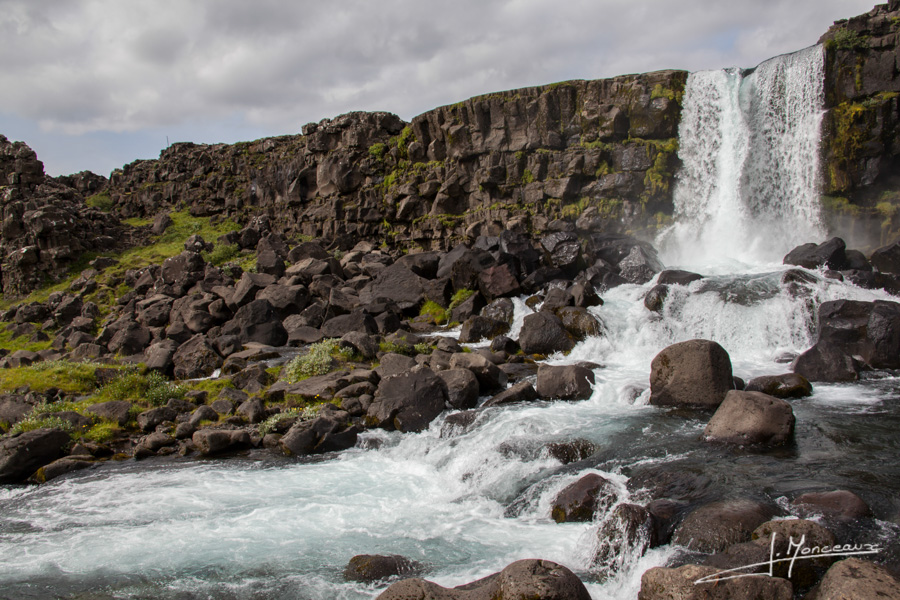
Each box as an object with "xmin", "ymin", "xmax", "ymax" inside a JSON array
[{"xmin": 0, "ymin": 0, "xmax": 877, "ymax": 177}]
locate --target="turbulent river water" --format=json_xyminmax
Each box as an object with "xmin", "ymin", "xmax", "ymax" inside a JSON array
[{"xmin": 1, "ymin": 44, "xmax": 899, "ymax": 600}]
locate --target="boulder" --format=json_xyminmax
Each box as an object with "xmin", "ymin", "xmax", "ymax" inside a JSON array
[
  {"xmin": 144, "ymin": 339, "xmax": 179, "ymax": 375},
  {"xmin": 649, "ymin": 339, "xmax": 733, "ymax": 408},
  {"xmin": 436, "ymin": 368, "xmax": 480, "ymax": 410},
  {"xmin": 0, "ymin": 428, "xmax": 70, "ymax": 484},
  {"xmin": 483, "ymin": 381, "xmax": 538, "ymax": 407},
  {"xmin": 643, "ymin": 284, "xmax": 668, "ymax": 312},
  {"xmin": 518, "ymin": 312, "xmax": 575, "ymax": 355},
  {"xmin": 617, "ymin": 244, "xmax": 664, "ymax": 284},
  {"xmin": 870, "ymin": 240, "xmax": 900, "ymax": 274},
  {"xmin": 793, "ymin": 299, "xmax": 900, "ymax": 382},
  {"xmin": 448, "ymin": 353, "xmax": 508, "ymax": 393},
  {"xmin": 172, "ymin": 335, "xmax": 222, "ymax": 380},
  {"xmin": 672, "ymin": 499, "xmax": 776, "ymax": 553},
  {"xmin": 29, "ymin": 456, "xmax": 94, "ymax": 483},
  {"xmin": 191, "ymin": 429, "xmax": 252, "ymax": 455},
  {"xmin": 703, "ymin": 391, "xmax": 795, "ymax": 446},
  {"xmin": 359, "ymin": 264, "xmax": 427, "ymax": 314},
  {"xmin": 481, "ymin": 297, "xmax": 515, "ymax": 325},
  {"xmin": 791, "ymin": 490, "xmax": 872, "ymax": 520},
  {"xmin": 221, "ymin": 299, "xmax": 288, "ymax": 346},
  {"xmin": 458, "ymin": 316, "xmax": 509, "ymax": 343},
  {"xmin": 536, "ymin": 364, "xmax": 595, "ymax": 400},
  {"xmin": 783, "ymin": 237, "xmax": 848, "ymax": 270},
  {"xmin": 320, "ymin": 310, "xmax": 377, "ymax": 338},
  {"xmin": 339, "ymin": 331, "xmax": 379, "ymax": 360},
  {"xmin": 280, "ymin": 415, "xmax": 359, "ymax": 455},
  {"xmin": 367, "ymin": 368, "xmax": 448, "ymax": 432},
  {"xmin": 550, "ymin": 473, "xmax": 618, "ymax": 523},
  {"xmin": 806, "ymin": 558, "xmax": 900, "ymax": 600},
  {"xmin": 638, "ymin": 564, "xmax": 792, "ymax": 600},
  {"xmin": 376, "ymin": 559, "xmax": 590, "ymax": 600},
  {"xmin": 86, "ymin": 400, "xmax": 132, "ymax": 426},
  {"xmin": 344, "ymin": 554, "xmax": 425, "ymax": 583},
  {"xmin": 477, "ymin": 262, "xmax": 521, "ymax": 300},
  {"xmin": 374, "ymin": 353, "xmax": 417, "ymax": 379},
  {"xmin": 553, "ymin": 306, "xmax": 602, "ymax": 340},
  {"xmin": 744, "ymin": 373, "xmax": 812, "ymax": 398},
  {"xmin": 592, "ymin": 503, "xmax": 656, "ymax": 579},
  {"xmin": 657, "ymin": 269, "xmax": 703, "ymax": 286},
  {"xmin": 136, "ymin": 406, "xmax": 178, "ymax": 432}
]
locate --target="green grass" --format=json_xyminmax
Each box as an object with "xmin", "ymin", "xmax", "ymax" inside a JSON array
[
  {"xmin": 201, "ymin": 242, "xmax": 241, "ymax": 266},
  {"xmin": 448, "ymin": 288, "xmax": 475, "ymax": 311},
  {"xmin": 0, "ymin": 360, "xmax": 103, "ymax": 395},
  {"xmin": 0, "ymin": 323, "xmax": 54, "ymax": 353},
  {"xmin": 83, "ymin": 420, "xmax": 120, "ymax": 443},
  {"xmin": 419, "ymin": 300, "xmax": 448, "ymax": 325},
  {"xmin": 7, "ymin": 414, "xmax": 77, "ymax": 436},
  {"xmin": 182, "ymin": 377, "xmax": 235, "ymax": 397},
  {"xmin": 94, "ymin": 368, "xmax": 185, "ymax": 406},
  {"xmin": 85, "ymin": 192, "xmax": 113, "ymax": 212}
]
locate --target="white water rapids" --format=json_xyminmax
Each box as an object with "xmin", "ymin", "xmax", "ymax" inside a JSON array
[{"xmin": 2, "ymin": 44, "xmax": 899, "ymax": 599}]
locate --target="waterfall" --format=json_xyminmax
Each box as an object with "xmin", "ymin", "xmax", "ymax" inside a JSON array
[{"xmin": 659, "ymin": 45, "xmax": 826, "ymax": 268}]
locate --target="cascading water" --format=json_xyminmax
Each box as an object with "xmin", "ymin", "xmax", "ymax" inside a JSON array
[
  {"xmin": 659, "ymin": 45, "xmax": 827, "ymax": 267},
  {"xmin": 3, "ymin": 44, "xmax": 900, "ymax": 600}
]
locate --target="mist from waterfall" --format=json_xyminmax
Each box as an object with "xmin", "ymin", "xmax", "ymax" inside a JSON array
[{"xmin": 658, "ymin": 44, "xmax": 827, "ymax": 269}]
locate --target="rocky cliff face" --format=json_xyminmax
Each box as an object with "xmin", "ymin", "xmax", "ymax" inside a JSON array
[
  {"xmin": 819, "ymin": 0, "xmax": 900, "ymax": 242},
  {"xmin": 106, "ymin": 71, "xmax": 687, "ymax": 253},
  {"xmin": 0, "ymin": 135, "xmax": 125, "ymax": 296}
]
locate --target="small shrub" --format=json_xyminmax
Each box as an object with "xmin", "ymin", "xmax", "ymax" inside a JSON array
[
  {"xmin": 202, "ymin": 242, "xmax": 240, "ymax": 266},
  {"xmin": 258, "ymin": 407, "xmax": 302, "ymax": 437},
  {"xmin": 448, "ymin": 289, "xmax": 475, "ymax": 311},
  {"xmin": 368, "ymin": 143, "xmax": 387, "ymax": 160},
  {"xmin": 283, "ymin": 340, "xmax": 339, "ymax": 382},
  {"xmin": 7, "ymin": 414, "xmax": 76, "ymax": 436},
  {"xmin": 85, "ymin": 192, "xmax": 114, "ymax": 212},
  {"xmin": 413, "ymin": 342, "xmax": 433, "ymax": 355},
  {"xmin": 830, "ymin": 28, "xmax": 869, "ymax": 51},
  {"xmin": 419, "ymin": 300, "xmax": 448, "ymax": 325},
  {"xmin": 95, "ymin": 368, "xmax": 185, "ymax": 406},
  {"xmin": 83, "ymin": 420, "xmax": 119, "ymax": 443}
]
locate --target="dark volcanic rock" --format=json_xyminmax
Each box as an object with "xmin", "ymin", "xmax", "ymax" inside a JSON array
[
  {"xmin": 173, "ymin": 335, "xmax": 223, "ymax": 379},
  {"xmin": 638, "ymin": 564, "xmax": 791, "ymax": 600},
  {"xmin": 367, "ymin": 368, "xmax": 448, "ymax": 432},
  {"xmin": 344, "ymin": 554, "xmax": 425, "ymax": 583},
  {"xmin": 649, "ymin": 339, "xmax": 733, "ymax": 408},
  {"xmin": 744, "ymin": 373, "xmax": 812, "ymax": 398},
  {"xmin": 551, "ymin": 473, "xmax": 618, "ymax": 523},
  {"xmin": 0, "ymin": 428, "xmax": 70, "ymax": 483},
  {"xmin": 805, "ymin": 558, "xmax": 900, "ymax": 600},
  {"xmin": 221, "ymin": 299, "xmax": 288, "ymax": 346},
  {"xmin": 672, "ymin": 499, "xmax": 777, "ymax": 554},
  {"xmin": 783, "ymin": 237, "xmax": 848, "ymax": 270},
  {"xmin": 535, "ymin": 364, "xmax": 595, "ymax": 400},
  {"xmin": 518, "ymin": 312, "xmax": 575, "ymax": 356},
  {"xmin": 376, "ymin": 559, "xmax": 591, "ymax": 600},
  {"xmin": 703, "ymin": 390, "xmax": 795, "ymax": 446},
  {"xmin": 436, "ymin": 368, "xmax": 480, "ymax": 410}
]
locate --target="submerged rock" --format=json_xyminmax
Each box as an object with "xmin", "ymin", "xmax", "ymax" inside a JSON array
[{"xmin": 344, "ymin": 554, "xmax": 425, "ymax": 583}]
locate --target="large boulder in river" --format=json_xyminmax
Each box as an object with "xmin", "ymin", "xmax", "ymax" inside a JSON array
[
  {"xmin": 869, "ymin": 239, "xmax": 900, "ymax": 274},
  {"xmin": 791, "ymin": 489, "xmax": 872, "ymax": 520},
  {"xmin": 191, "ymin": 429, "xmax": 251, "ymax": 455},
  {"xmin": 536, "ymin": 364, "xmax": 595, "ymax": 400},
  {"xmin": 550, "ymin": 473, "xmax": 618, "ymax": 523},
  {"xmin": 0, "ymin": 428, "xmax": 70, "ymax": 483},
  {"xmin": 672, "ymin": 499, "xmax": 776, "ymax": 553},
  {"xmin": 367, "ymin": 368, "xmax": 448, "ymax": 432},
  {"xmin": 703, "ymin": 391, "xmax": 795, "ymax": 446},
  {"xmin": 793, "ymin": 299, "xmax": 900, "ymax": 382},
  {"xmin": 649, "ymin": 339, "xmax": 733, "ymax": 408},
  {"xmin": 744, "ymin": 373, "xmax": 812, "ymax": 398},
  {"xmin": 518, "ymin": 312, "xmax": 575, "ymax": 356},
  {"xmin": 344, "ymin": 554, "xmax": 425, "ymax": 583},
  {"xmin": 783, "ymin": 237, "xmax": 848, "ymax": 270},
  {"xmin": 376, "ymin": 559, "xmax": 591, "ymax": 600},
  {"xmin": 436, "ymin": 368, "xmax": 479, "ymax": 410}
]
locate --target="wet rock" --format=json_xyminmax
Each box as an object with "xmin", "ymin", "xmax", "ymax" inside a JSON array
[
  {"xmin": 344, "ymin": 554, "xmax": 425, "ymax": 583},
  {"xmin": 784, "ymin": 237, "xmax": 848, "ymax": 270},
  {"xmin": 793, "ymin": 299, "xmax": 900, "ymax": 382},
  {"xmin": 440, "ymin": 410, "xmax": 480, "ymax": 437},
  {"xmin": 744, "ymin": 373, "xmax": 812, "ymax": 398},
  {"xmin": 191, "ymin": 429, "xmax": 252, "ymax": 455},
  {"xmin": 543, "ymin": 440, "xmax": 595, "ymax": 464},
  {"xmin": 643, "ymin": 284, "xmax": 668, "ymax": 312},
  {"xmin": 536, "ymin": 364, "xmax": 595, "ymax": 400},
  {"xmin": 458, "ymin": 315, "xmax": 509, "ymax": 343},
  {"xmin": 483, "ymin": 381, "xmax": 538, "ymax": 407},
  {"xmin": 672, "ymin": 499, "xmax": 777, "ymax": 553},
  {"xmin": 806, "ymin": 558, "xmax": 900, "ymax": 600},
  {"xmin": 550, "ymin": 473, "xmax": 618, "ymax": 523},
  {"xmin": 638, "ymin": 564, "xmax": 792, "ymax": 600},
  {"xmin": 657, "ymin": 269, "xmax": 703, "ymax": 286},
  {"xmin": 448, "ymin": 353, "xmax": 508, "ymax": 393},
  {"xmin": 617, "ymin": 244, "xmax": 664, "ymax": 284},
  {"xmin": 481, "ymin": 297, "xmax": 515, "ymax": 325},
  {"xmin": 367, "ymin": 368, "xmax": 448, "ymax": 432},
  {"xmin": 0, "ymin": 428, "xmax": 70, "ymax": 484},
  {"xmin": 436, "ymin": 368, "xmax": 480, "ymax": 410},
  {"xmin": 86, "ymin": 400, "xmax": 133, "ymax": 426},
  {"xmin": 29, "ymin": 456, "xmax": 94, "ymax": 483},
  {"xmin": 791, "ymin": 490, "xmax": 872, "ymax": 520},
  {"xmin": 280, "ymin": 415, "xmax": 359, "ymax": 455},
  {"xmin": 703, "ymin": 390, "xmax": 795, "ymax": 446},
  {"xmin": 518, "ymin": 312, "xmax": 575, "ymax": 355},
  {"xmin": 553, "ymin": 306, "xmax": 602, "ymax": 341},
  {"xmin": 592, "ymin": 503, "xmax": 657, "ymax": 579},
  {"xmin": 376, "ymin": 559, "xmax": 590, "ymax": 600},
  {"xmin": 870, "ymin": 239, "xmax": 900, "ymax": 274},
  {"xmin": 649, "ymin": 339, "xmax": 733, "ymax": 408}
]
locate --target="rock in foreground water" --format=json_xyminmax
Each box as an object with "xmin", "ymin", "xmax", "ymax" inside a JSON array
[{"xmin": 649, "ymin": 339, "xmax": 733, "ymax": 408}]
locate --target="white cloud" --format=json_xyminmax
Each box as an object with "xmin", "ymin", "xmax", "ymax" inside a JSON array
[{"xmin": 0, "ymin": 0, "xmax": 879, "ymax": 175}]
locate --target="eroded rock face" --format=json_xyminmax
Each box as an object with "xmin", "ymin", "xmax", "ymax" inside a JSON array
[{"xmin": 0, "ymin": 428, "xmax": 70, "ymax": 484}]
